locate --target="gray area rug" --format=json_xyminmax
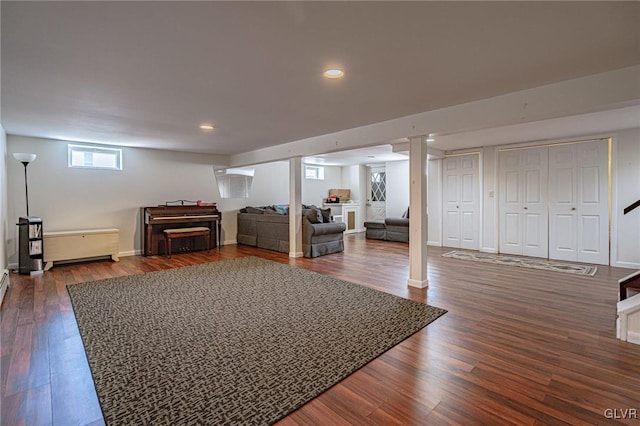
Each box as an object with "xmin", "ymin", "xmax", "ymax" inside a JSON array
[
  {"xmin": 442, "ymin": 250, "xmax": 598, "ymax": 276},
  {"xmin": 67, "ymin": 256, "xmax": 446, "ymax": 425}
]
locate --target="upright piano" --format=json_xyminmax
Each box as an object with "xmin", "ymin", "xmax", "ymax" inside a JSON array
[{"xmin": 141, "ymin": 205, "xmax": 222, "ymax": 256}]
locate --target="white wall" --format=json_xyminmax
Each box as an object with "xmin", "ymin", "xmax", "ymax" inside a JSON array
[
  {"xmin": 8, "ymin": 130, "xmax": 637, "ymax": 266},
  {"xmin": 0, "ymin": 127, "xmax": 7, "ymax": 269},
  {"xmin": 385, "ymin": 160, "xmax": 409, "ymax": 218},
  {"xmin": 481, "ymin": 146, "xmax": 498, "ymax": 253},
  {"xmin": 366, "ymin": 159, "xmax": 441, "ymax": 243},
  {"xmin": 5, "ymin": 136, "xmax": 290, "ymax": 262},
  {"xmin": 438, "ymin": 129, "xmax": 640, "ymax": 266},
  {"xmin": 216, "ymin": 160, "xmax": 290, "ymax": 243},
  {"xmin": 340, "ymin": 165, "xmax": 361, "ymax": 202},
  {"xmin": 427, "ymin": 159, "xmax": 442, "ymax": 246},
  {"xmin": 614, "ymin": 128, "xmax": 640, "ymax": 268},
  {"xmin": 339, "ymin": 164, "xmax": 367, "ymax": 231},
  {"xmin": 358, "ymin": 165, "xmax": 367, "ymax": 210},
  {"xmin": 302, "ymin": 165, "xmax": 341, "ymax": 207}
]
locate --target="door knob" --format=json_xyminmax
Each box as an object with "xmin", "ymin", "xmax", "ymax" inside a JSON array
[
  {"xmin": 571, "ymin": 207, "xmax": 576, "ymax": 211},
  {"xmin": 524, "ymin": 206, "xmax": 528, "ymax": 210}
]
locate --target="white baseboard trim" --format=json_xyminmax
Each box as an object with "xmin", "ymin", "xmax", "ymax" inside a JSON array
[
  {"xmin": 7, "ymin": 262, "xmax": 18, "ymax": 271},
  {"xmin": 223, "ymin": 239, "xmax": 237, "ymax": 246},
  {"xmin": 612, "ymin": 260, "xmax": 640, "ymax": 270},
  {"xmin": 407, "ymin": 278, "xmax": 428, "ymax": 289},
  {"xmin": 118, "ymin": 250, "xmax": 140, "ymax": 257},
  {"xmin": 427, "ymin": 241, "xmax": 441, "ymax": 247},
  {"xmin": 481, "ymin": 247, "xmax": 499, "ymax": 254},
  {"xmin": 627, "ymin": 331, "xmax": 640, "ymax": 345},
  {"xmin": 289, "ymin": 251, "xmax": 304, "ymax": 258}
]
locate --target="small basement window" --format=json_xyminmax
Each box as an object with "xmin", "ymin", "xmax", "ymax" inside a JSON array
[
  {"xmin": 305, "ymin": 165, "xmax": 325, "ymax": 180},
  {"xmin": 68, "ymin": 144, "xmax": 122, "ymax": 170}
]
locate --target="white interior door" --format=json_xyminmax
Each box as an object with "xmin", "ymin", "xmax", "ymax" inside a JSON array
[
  {"xmin": 499, "ymin": 147, "xmax": 549, "ymax": 257},
  {"xmin": 442, "ymin": 154, "xmax": 479, "ymax": 249},
  {"xmin": 549, "ymin": 140, "xmax": 609, "ymax": 264},
  {"xmin": 366, "ymin": 166, "xmax": 386, "ymax": 221}
]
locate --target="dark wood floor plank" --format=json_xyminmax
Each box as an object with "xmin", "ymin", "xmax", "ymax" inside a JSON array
[
  {"xmin": 365, "ymin": 393, "xmax": 434, "ymax": 425},
  {"xmin": 1, "ymin": 389, "xmax": 27, "ymax": 426},
  {"xmin": 26, "ymin": 328, "xmax": 50, "ymax": 390},
  {"xmin": 277, "ymin": 398, "xmax": 349, "ymax": 425},
  {"xmin": 313, "ymin": 383, "xmax": 380, "ymax": 424},
  {"xmin": 4, "ymin": 323, "xmax": 33, "ymax": 396},
  {"xmin": 334, "ymin": 369, "xmax": 390, "ymax": 410},
  {"xmin": 1, "ymin": 235, "xmax": 639, "ymax": 425}
]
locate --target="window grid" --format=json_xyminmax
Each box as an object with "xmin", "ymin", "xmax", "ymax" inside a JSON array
[{"xmin": 371, "ymin": 171, "xmax": 386, "ymax": 201}]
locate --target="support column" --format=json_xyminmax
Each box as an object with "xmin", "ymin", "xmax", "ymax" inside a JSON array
[
  {"xmin": 408, "ymin": 135, "xmax": 429, "ymax": 288},
  {"xmin": 289, "ymin": 156, "xmax": 303, "ymax": 258}
]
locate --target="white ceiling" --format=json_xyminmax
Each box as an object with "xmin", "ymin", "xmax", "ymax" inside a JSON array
[{"xmin": 2, "ymin": 1, "xmax": 639, "ymax": 160}]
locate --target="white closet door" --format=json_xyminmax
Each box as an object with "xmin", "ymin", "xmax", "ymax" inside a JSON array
[
  {"xmin": 522, "ymin": 149, "xmax": 549, "ymax": 257},
  {"xmin": 443, "ymin": 154, "xmax": 479, "ymax": 249},
  {"xmin": 499, "ymin": 147, "xmax": 548, "ymax": 257},
  {"xmin": 548, "ymin": 145, "xmax": 577, "ymax": 260},
  {"xmin": 549, "ymin": 140, "xmax": 609, "ymax": 264},
  {"xmin": 443, "ymin": 159, "xmax": 461, "ymax": 247}
]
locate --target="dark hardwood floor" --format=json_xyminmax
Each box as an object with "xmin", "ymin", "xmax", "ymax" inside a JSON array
[{"xmin": 2, "ymin": 233, "xmax": 639, "ymax": 425}]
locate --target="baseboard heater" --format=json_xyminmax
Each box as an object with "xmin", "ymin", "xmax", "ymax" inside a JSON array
[
  {"xmin": 44, "ymin": 228, "xmax": 120, "ymax": 270},
  {"xmin": 0, "ymin": 269, "xmax": 9, "ymax": 307}
]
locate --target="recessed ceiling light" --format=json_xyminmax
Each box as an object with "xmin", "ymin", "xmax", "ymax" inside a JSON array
[
  {"xmin": 323, "ymin": 69, "xmax": 344, "ymax": 79},
  {"xmin": 367, "ymin": 155, "xmax": 375, "ymax": 158},
  {"xmin": 199, "ymin": 123, "xmax": 215, "ymax": 131},
  {"xmin": 427, "ymin": 137, "xmax": 435, "ymax": 142}
]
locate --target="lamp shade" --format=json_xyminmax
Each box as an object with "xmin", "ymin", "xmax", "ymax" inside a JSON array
[{"xmin": 13, "ymin": 153, "xmax": 37, "ymax": 163}]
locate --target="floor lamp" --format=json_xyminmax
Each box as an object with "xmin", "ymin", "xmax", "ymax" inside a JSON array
[{"xmin": 13, "ymin": 153, "xmax": 37, "ymax": 217}]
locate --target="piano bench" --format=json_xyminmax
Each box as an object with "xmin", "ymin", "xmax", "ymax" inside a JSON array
[{"xmin": 163, "ymin": 227, "xmax": 211, "ymax": 258}]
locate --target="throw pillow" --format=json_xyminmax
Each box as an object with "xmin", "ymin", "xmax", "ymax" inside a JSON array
[
  {"xmin": 320, "ymin": 208, "xmax": 332, "ymax": 223},
  {"xmin": 274, "ymin": 204, "xmax": 289, "ymax": 215},
  {"xmin": 402, "ymin": 207, "xmax": 410, "ymax": 219},
  {"xmin": 305, "ymin": 208, "xmax": 322, "ymax": 224},
  {"xmin": 245, "ymin": 206, "xmax": 265, "ymax": 214}
]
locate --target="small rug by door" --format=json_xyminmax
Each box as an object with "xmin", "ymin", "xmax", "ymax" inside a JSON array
[
  {"xmin": 442, "ymin": 250, "xmax": 597, "ymax": 276},
  {"xmin": 67, "ymin": 256, "xmax": 446, "ymax": 425}
]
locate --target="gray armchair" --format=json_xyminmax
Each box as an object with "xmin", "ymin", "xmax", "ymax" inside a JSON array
[
  {"xmin": 302, "ymin": 218, "xmax": 346, "ymax": 258},
  {"xmin": 384, "ymin": 217, "xmax": 409, "ymax": 242}
]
